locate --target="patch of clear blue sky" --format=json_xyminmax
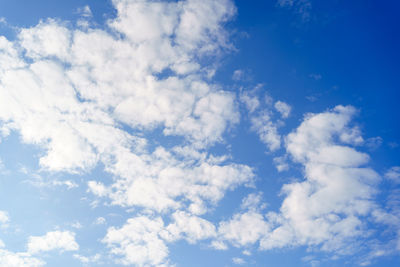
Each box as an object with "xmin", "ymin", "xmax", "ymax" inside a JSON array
[{"xmin": 0, "ymin": 0, "xmax": 399, "ymax": 266}]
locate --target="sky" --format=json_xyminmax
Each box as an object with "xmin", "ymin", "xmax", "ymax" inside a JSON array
[{"xmin": 0, "ymin": 0, "xmax": 399, "ymax": 266}]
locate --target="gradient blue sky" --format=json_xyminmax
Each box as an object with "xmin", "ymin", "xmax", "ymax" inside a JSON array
[{"xmin": 0, "ymin": 0, "xmax": 399, "ymax": 266}]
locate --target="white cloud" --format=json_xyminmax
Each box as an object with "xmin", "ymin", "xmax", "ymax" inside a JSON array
[
  {"xmin": 76, "ymin": 5, "xmax": 92, "ymax": 18},
  {"xmin": 232, "ymin": 69, "xmax": 245, "ymax": 81},
  {"xmin": 162, "ymin": 211, "xmax": 216, "ymax": 244},
  {"xmin": 240, "ymin": 192, "xmax": 266, "ymax": 211},
  {"xmin": 0, "ymin": 0, "xmax": 241, "ymax": 178},
  {"xmin": 0, "ymin": 1, "xmax": 254, "ymax": 235},
  {"xmin": 385, "ymin": 167, "xmax": 400, "ymax": 184},
  {"xmin": 210, "ymin": 240, "xmax": 228, "ymax": 250},
  {"xmin": 70, "ymin": 221, "xmax": 83, "ymax": 229},
  {"xmin": 232, "ymin": 257, "xmax": 246, "ymax": 265},
  {"xmin": 260, "ymin": 106, "xmax": 380, "ymax": 253},
  {"xmin": 218, "ymin": 210, "xmax": 270, "ymax": 247},
  {"xmin": 89, "ymin": 149, "xmax": 253, "ymax": 214},
  {"xmin": 0, "ymin": 211, "xmax": 9, "ymax": 225},
  {"xmin": 94, "ymin": 217, "xmax": 106, "ymax": 225},
  {"xmin": 103, "ymin": 216, "xmax": 169, "ymax": 266},
  {"xmin": 0, "ymin": 250, "xmax": 44, "ymax": 267},
  {"xmin": 240, "ymin": 92, "xmax": 260, "ymax": 113},
  {"xmin": 27, "ymin": 231, "xmax": 79, "ymax": 255},
  {"xmin": 274, "ymin": 101, "xmax": 291, "ymax": 118},
  {"xmin": 273, "ymin": 156, "xmax": 289, "ymax": 172},
  {"xmin": 18, "ymin": 19, "xmax": 71, "ymax": 61},
  {"xmin": 251, "ymin": 113, "xmax": 281, "ymax": 151},
  {"xmin": 73, "ymin": 253, "xmax": 101, "ymax": 264},
  {"xmin": 2, "ymin": 0, "xmax": 395, "ymax": 265},
  {"xmin": 365, "ymin": 136, "xmax": 383, "ymax": 150}
]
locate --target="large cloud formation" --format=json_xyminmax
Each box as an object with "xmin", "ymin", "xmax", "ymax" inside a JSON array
[
  {"xmin": 0, "ymin": 0, "xmax": 398, "ymax": 266},
  {"xmin": 0, "ymin": 0, "xmax": 253, "ymax": 265}
]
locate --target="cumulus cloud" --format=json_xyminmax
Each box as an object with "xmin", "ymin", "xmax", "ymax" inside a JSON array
[
  {"xmin": 27, "ymin": 231, "xmax": 79, "ymax": 255},
  {"xmin": 0, "ymin": 1, "xmax": 259, "ymax": 264},
  {"xmin": 103, "ymin": 216, "xmax": 169, "ymax": 266},
  {"xmin": 261, "ymin": 106, "xmax": 380, "ymax": 253},
  {"xmin": 0, "ymin": 0, "xmax": 396, "ymax": 266},
  {"xmin": 218, "ymin": 210, "xmax": 270, "ymax": 248},
  {"xmin": 0, "ymin": 249, "xmax": 44, "ymax": 267},
  {"xmin": 209, "ymin": 106, "xmax": 388, "ymax": 258},
  {"xmin": 162, "ymin": 211, "xmax": 216, "ymax": 244}
]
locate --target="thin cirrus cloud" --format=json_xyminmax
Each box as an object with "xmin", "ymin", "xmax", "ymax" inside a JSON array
[{"xmin": 0, "ymin": 0, "xmax": 398, "ymax": 266}]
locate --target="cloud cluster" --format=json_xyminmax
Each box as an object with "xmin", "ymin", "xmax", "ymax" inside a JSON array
[
  {"xmin": 0, "ymin": 250, "xmax": 44, "ymax": 267},
  {"xmin": 261, "ymin": 106, "xmax": 380, "ymax": 252},
  {"xmin": 0, "ymin": 0, "xmax": 254, "ymax": 265},
  {"xmin": 210, "ymin": 106, "xmax": 386, "ymax": 258},
  {"xmin": 0, "ymin": 0, "xmax": 398, "ymax": 266},
  {"xmin": 0, "ymin": 228, "xmax": 77, "ymax": 267}
]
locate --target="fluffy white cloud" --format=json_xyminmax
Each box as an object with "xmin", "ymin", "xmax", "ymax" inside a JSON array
[
  {"xmin": 260, "ymin": 106, "xmax": 380, "ymax": 253},
  {"xmin": 208, "ymin": 106, "xmax": 387, "ymax": 257},
  {"xmin": 0, "ymin": 3, "xmax": 256, "ymax": 264},
  {"xmin": 162, "ymin": 211, "xmax": 216, "ymax": 243},
  {"xmin": 218, "ymin": 210, "xmax": 270, "ymax": 248},
  {"xmin": 241, "ymin": 90, "xmax": 290, "ymax": 152},
  {"xmin": 0, "ymin": 0, "xmax": 240, "ymax": 176},
  {"xmin": 0, "ymin": 250, "xmax": 44, "ymax": 267},
  {"xmin": 27, "ymin": 231, "xmax": 79, "ymax": 255},
  {"xmin": 89, "ymin": 148, "xmax": 253, "ymax": 214},
  {"xmin": 103, "ymin": 216, "xmax": 169, "ymax": 266}
]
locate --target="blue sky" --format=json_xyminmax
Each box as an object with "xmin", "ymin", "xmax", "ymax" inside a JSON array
[{"xmin": 0, "ymin": 0, "xmax": 399, "ymax": 266}]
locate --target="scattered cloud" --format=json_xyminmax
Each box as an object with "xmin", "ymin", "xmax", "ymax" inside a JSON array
[
  {"xmin": 273, "ymin": 156, "xmax": 289, "ymax": 172},
  {"xmin": 0, "ymin": 0, "xmax": 398, "ymax": 266},
  {"xmin": 217, "ymin": 210, "xmax": 270, "ymax": 247},
  {"xmin": 261, "ymin": 106, "xmax": 380, "ymax": 253},
  {"xmin": 232, "ymin": 69, "xmax": 245, "ymax": 81},
  {"xmin": 251, "ymin": 112, "xmax": 281, "ymax": 151},
  {"xmin": 73, "ymin": 253, "xmax": 101, "ymax": 264},
  {"xmin": 309, "ymin": 73, "xmax": 322, "ymax": 80},
  {"xmin": 0, "ymin": 249, "xmax": 44, "ymax": 267},
  {"xmin": 27, "ymin": 231, "xmax": 79, "ymax": 255},
  {"xmin": 232, "ymin": 257, "xmax": 246, "ymax": 265},
  {"xmin": 0, "ymin": 211, "xmax": 9, "ymax": 228},
  {"xmin": 94, "ymin": 217, "xmax": 106, "ymax": 225},
  {"xmin": 365, "ymin": 136, "xmax": 383, "ymax": 151},
  {"xmin": 76, "ymin": 5, "xmax": 92, "ymax": 18},
  {"xmin": 385, "ymin": 167, "xmax": 400, "ymax": 184},
  {"xmin": 103, "ymin": 216, "xmax": 169, "ymax": 266},
  {"xmin": 274, "ymin": 100, "xmax": 291, "ymax": 118},
  {"xmin": 277, "ymin": 0, "xmax": 312, "ymax": 21}
]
